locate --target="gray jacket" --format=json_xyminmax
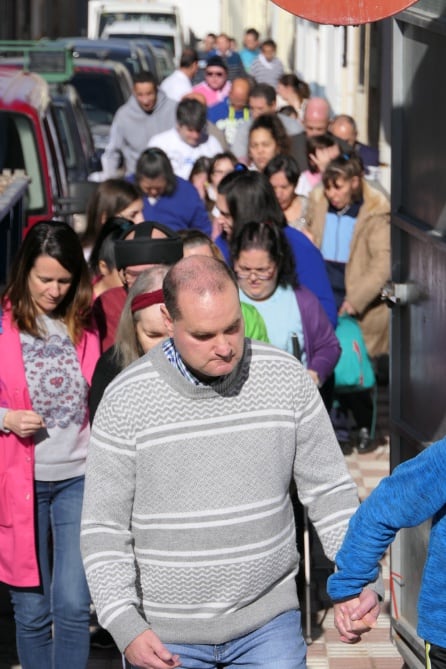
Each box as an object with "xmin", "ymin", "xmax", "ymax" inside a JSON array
[{"xmin": 102, "ymin": 89, "xmax": 177, "ymax": 177}]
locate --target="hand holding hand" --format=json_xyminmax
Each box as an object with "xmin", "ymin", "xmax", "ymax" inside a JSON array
[
  {"xmin": 3, "ymin": 410, "xmax": 45, "ymax": 438},
  {"xmin": 125, "ymin": 630, "xmax": 181, "ymax": 669},
  {"xmin": 333, "ymin": 589, "xmax": 380, "ymax": 643}
]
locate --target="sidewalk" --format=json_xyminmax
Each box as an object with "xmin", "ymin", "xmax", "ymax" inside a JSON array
[{"xmin": 306, "ymin": 438, "xmax": 405, "ymax": 669}]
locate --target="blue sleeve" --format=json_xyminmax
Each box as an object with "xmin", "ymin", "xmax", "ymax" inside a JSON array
[
  {"xmin": 284, "ymin": 227, "xmax": 338, "ymax": 328},
  {"xmin": 178, "ymin": 179, "xmax": 212, "ymax": 237},
  {"xmin": 327, "ymin": 439, "xmax": 446, "ymax": 601}
]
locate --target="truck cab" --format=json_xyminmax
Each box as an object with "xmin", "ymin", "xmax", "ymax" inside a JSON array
[{"xmin": 88, "ymin": 0, "xmax": 184, "ymax": 64}]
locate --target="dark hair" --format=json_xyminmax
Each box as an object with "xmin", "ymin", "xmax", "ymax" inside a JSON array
[
  {"xmin": 278, "ymin": 73, "xmax": 311, "ymax": 102},
  {"xmin": 322, "ymin": 154, "xmax": 364, "ymax": 198},
  {"xmin": 264, "ymin": 154, "xmax": 300, "ymax": 187},
  {"xmin": 133, "ymin": 71, "xmax": 157, "ymax": 87},
  {"xmin": 261, "ymin": 39, "xmax": 277, "ymax": 50},
  {"xmin": 2, "ymin": 221, "xmax": 92, "ymax": 342},
  {"xmin": 189, "ymin": 156, "xmax": 212, "ymax": 181},
  {"xmin": 217, "ymin": 170, "xmax": 286, "ymax": 239},
  {"xmin": 82, "ymin": 179, "xmax": 142, "ymax": 248},
  {"xmin": 245, "ymin": 28, "xmax": 260, "ymax": 41},
  {"xmin": 250, "ymin": 83, "xmax": 276, "ymax": 106},
  {"xmin": 89, "ymin": 216, "xmax": 135, "ymax": 276},
  {"xmin": 249, "ymin": 114, "xmax": 290, "ymax": 159},
  {"xmin": 278, "ymin": 105, "xmax": 298, "ymax": 119},
  {"xmin": 176, "ymin": 98, "xmax": 207, "ymax": 131},
  {"xmin": 178, "ymin": 229, "xmax": 224, "ymax": 261},
  {"xmin": 208, "ymin": 151, "xmax": 237, "ymax": 179},
  {"xmin": 306, "ymin": 133, "xmax": 339, "ymax": 174},
  {"xmin": 180, "ymin": 47, "xmax": 198, "ymax": 68},
  {"xmin": 231, "ymin": 221, "xmax": 297, "ymax": 289},
  {"xmin": 135, "ymin": 148, "xmax": 176, "ymax": 196}
]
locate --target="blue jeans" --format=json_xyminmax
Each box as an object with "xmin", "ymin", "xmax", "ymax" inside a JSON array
[
  {"xmin": 10, "ymin": 476, "xmax": 90, "ymax": 669},
  {"xmin": 129, "ymin": 610, "xmax": 307, "ymax": 669}
]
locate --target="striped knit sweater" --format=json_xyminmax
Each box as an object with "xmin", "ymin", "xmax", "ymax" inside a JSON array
[{"xmin": 81, "ymin": 339, "xmax": 358, "ymax": 652}]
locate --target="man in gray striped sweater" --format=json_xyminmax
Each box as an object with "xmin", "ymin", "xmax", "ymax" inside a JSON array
[{"xmin": 81, "ymin": 256, "xmax": 381, "ymax": 669}]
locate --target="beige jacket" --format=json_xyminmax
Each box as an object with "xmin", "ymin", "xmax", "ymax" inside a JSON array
[{"xmin": 306, "ymin": 181, "xmax": 391, "ymax": 357}]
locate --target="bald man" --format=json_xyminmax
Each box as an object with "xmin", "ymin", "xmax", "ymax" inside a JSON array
[
  {"xmin": 207, "ymin": 77, "xmax": 252, "ymax": 145},
  {"xmin": 290, "ymin": 97, "xmax": 331, "ymax": 172},
  {"xmin": 330, "ymin": 114, "xmax": 380, "ymax": 177},
  {"xmin": 82, "ymin": 254, "xmax": 383, "ymax": 669}
]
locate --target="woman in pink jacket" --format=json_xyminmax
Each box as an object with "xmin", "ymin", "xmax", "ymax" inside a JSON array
[{"xmin": 0, "ymin": 221, "xmax": 99, "ymax": 668}]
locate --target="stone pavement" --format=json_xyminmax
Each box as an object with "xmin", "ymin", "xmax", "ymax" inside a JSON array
[{"xmin": 306, "ymin": 438, "xmax": 405, "ymax": 669}]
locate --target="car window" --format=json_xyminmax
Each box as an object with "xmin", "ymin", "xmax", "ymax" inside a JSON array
[
  {"xmin": 52, "ymin": 104, "xmax": 77, "ymax": 169},
  {"xmin": 0, "ymin": 111, "xmax": 46, "ymax": 213},
  {"xmin": 70, "ymin": 71, "xmax": 125, "ymax": 125}
]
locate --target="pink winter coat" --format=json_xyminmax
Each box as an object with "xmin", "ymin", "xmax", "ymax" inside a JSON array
[{"xmin": 0, "ymin": 305, "xmax": 99, "ymax": 587}]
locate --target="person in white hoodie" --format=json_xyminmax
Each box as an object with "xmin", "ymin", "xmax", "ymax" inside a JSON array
[{"xmin": 101, "ymin": 72, "xmax": 177, "ymax": 178}]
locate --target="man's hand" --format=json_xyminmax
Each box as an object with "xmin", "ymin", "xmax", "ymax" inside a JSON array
[
  {"xmin": 124, "ymin": 630, "xmax": 181, "ymax": 669},
  {"xmin": 333, "ymin": 589, "xmax": 380, "ymax": 643},
  {"xmin": 3, "ymin": 410, "xmax": 45, "ymax": 438}
]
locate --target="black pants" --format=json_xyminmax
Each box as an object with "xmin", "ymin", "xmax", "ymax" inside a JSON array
[{"xmin": 426, "ymin": 642, "xmax": 446, "ymax": 669}]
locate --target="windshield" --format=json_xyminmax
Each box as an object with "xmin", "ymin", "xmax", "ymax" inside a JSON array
[
  {"xmin": 99, "ymin": 11, "xmax": 177, "ymax": 34},
  {"xmin": 107, "ymin": 34, "xmax": 175, "ymax": 56}
]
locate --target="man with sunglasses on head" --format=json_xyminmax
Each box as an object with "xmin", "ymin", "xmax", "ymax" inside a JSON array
[{"xmin": 192, "ymin": 55, "xmax": 231, "ymax": 109}]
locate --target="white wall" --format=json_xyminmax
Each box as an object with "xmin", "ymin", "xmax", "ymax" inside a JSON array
[{"xmin": 173, "ymin": 0, "xmax": 221, "ymax": 41}]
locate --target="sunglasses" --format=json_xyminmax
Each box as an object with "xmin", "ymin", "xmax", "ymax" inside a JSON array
[{"xmin": 206, "ymin": 70, "xmax": 225, "ymax": 77}]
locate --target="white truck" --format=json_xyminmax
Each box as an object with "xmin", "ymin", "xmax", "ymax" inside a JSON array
[{"xmin": 87, "ymin": 0, "xmax": 185, "ymax": 64}]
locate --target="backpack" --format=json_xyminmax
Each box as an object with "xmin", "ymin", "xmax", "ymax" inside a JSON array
[{"xmin": 334, "ymin": 314, "xmax": 376, "ymax": 390}]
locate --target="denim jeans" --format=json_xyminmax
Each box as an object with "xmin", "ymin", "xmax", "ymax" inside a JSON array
[
  {"xmin": 128, "ymin": 610, "xmax": 307, "ymax": 669},
  {"xmin": 10, "ymin": 476, "xmax": 90, "ymax": 669}
]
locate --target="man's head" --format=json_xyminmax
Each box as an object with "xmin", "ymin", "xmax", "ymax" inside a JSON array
[
  {"xmin": 216, "ymin": 33, "xmax": 231, "ymax": 55},
  {"xmin": 205, "ymin": 56, "xmax": 228, "ymax": 91},
  {"xmin": 161, "ymin": 256, "xmax": 245, "ymax": 381},
  {"xmin": 203, "ymin": 33, "xmax": 216, "ymax": 52},
  {"xmin": 180, "ymin": 47, "xmax": 199, "ymax": 79},
  {"xmin": 249, "ymin": 83, "xmax": 276, "ymax": 119},
  {"xmin": 176, "ymin": 98, "xmax": 207, "ymax": 146},
  {"xmin": 229, "ymin": 78, "xmax": 251, "ymax": 111},
  {"xmin": 260, "ymin": 39, "xmax": 277, "ymax": 62},
  {"xmin": 132, "ymin": 71, "xmax": 158, "ymax": 113},
  {"xmin": 330, "ymin": 114, "xmax": 358, "ymax": 147},
  {"xmin": 243, "ymin": 28, "xmax": 260, "ymax": 52},
  {"xmin": 303, "ymin": 97, "xmax": 330, "ymax": 137}
]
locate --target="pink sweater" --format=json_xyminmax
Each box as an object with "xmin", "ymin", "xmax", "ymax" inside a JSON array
[{"xmin": 0, "ymin": 305, "xmax": 99, "ymax": 586}]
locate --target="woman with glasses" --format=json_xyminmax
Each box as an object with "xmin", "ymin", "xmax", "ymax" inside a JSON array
[
  {"xmin": 232, "ymin": 220, "xmax": 340, "ymax": 389},
  {"xmin": 214, "ymin": 169, "xmax": 338, "ymax": 329}
]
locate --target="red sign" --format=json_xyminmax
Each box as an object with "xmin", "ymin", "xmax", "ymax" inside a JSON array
[{"xmin": 271, "ymin": 0, "xmax": 419, "ymax": 25}]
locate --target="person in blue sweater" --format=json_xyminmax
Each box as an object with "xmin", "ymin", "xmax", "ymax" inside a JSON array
[
  {"xmin": 327, "ymin": 437, "xmax": 446, "ymax": 668},
  {"xmin": 214, "ymin": 169, "xmax": 338, "ymax": 329},
  {"xmin": 128, "ymin": 148, "xmax": 212, "ymax": 237}
]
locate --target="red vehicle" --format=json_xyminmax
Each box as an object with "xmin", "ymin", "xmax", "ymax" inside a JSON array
[{"xmin": 0, "ymin": 66, "xmax": 74, "ymax": 230}]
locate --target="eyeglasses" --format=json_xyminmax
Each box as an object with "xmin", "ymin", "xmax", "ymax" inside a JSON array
[
  {"xmin": 235, "ymin": 267, "xmax": 275, "ymax": 281},
  {"xmin": 206, "ymin": 70, "xmax": 225, "ymax": 77}
]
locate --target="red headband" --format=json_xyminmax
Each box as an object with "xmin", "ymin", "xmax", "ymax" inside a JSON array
[{"xmin": 131, "ymin": 289, "xmax": 164, "ymax": 313}]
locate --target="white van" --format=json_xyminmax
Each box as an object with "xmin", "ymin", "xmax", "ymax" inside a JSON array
[{"xmin": 88, "ymin": 0, "xmax": 184, "ymax": 64}]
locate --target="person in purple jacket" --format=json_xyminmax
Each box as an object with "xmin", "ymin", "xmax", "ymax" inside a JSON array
[
  {"xmin": 128, "ymin": 148, "xmax": 212, "ymax": 237},
  {"xmin": 214, "ymin": 169, "xmax": 338, "ymax": 329},
  {"xmin": 232, "ymin": 220, "xmax": 340, "ymax": 393}
]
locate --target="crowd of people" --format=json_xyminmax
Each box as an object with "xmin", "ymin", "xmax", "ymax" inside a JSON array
[{"xmin": 3, "ymin": 25, "xmax": 442, "ymax": 669}]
